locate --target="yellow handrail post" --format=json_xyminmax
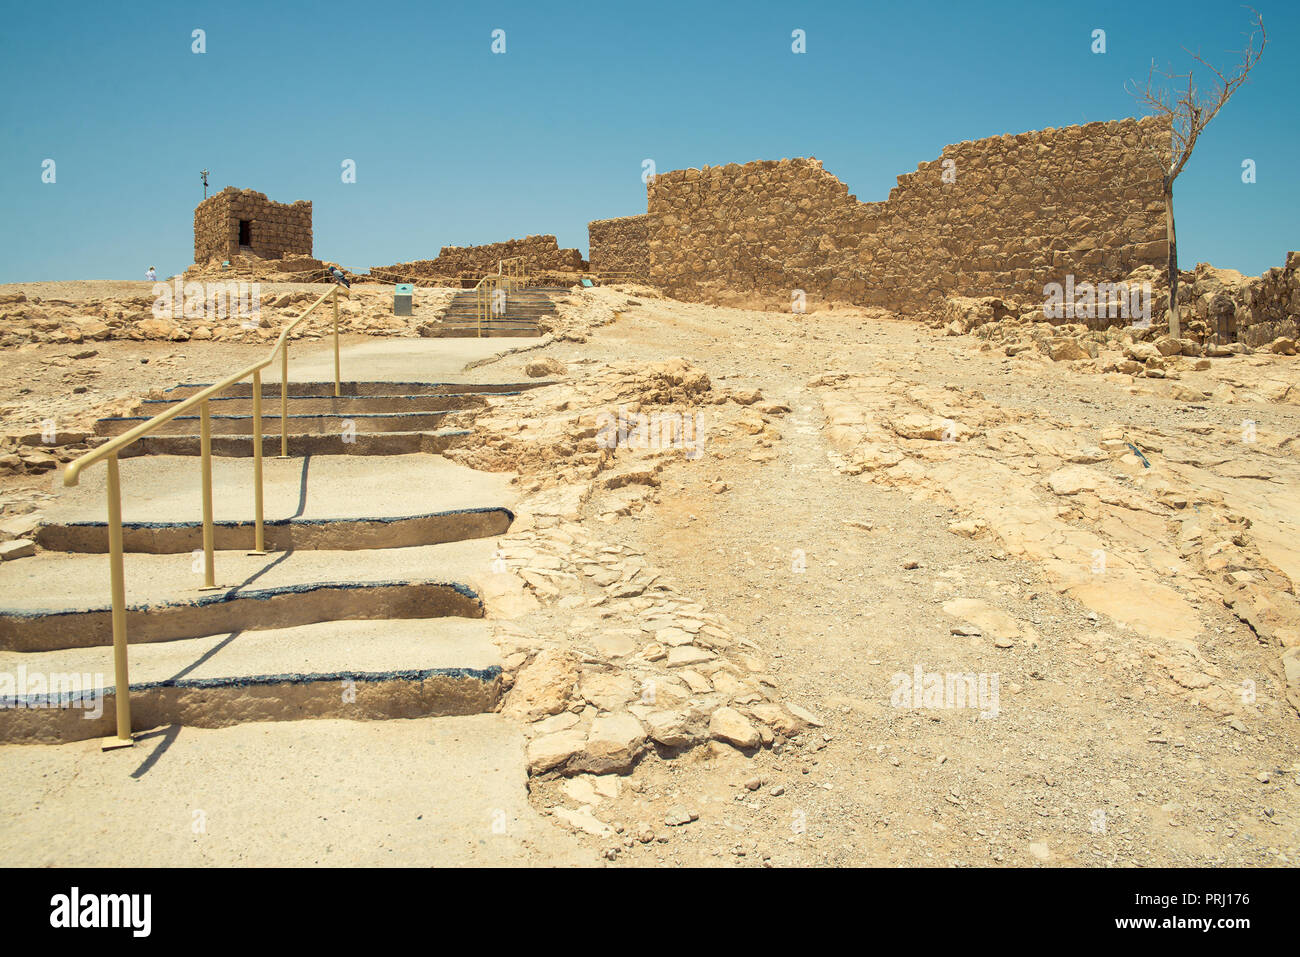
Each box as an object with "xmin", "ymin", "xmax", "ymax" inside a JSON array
[
  {"xmin": 332, "ymin": 287, "xmax": 341, "ymax": 398},
  {"xmin": 199, "ymin": 399, "xmax": 216, "ymax": 589},
  {"xmin": 279, "ymin": 344, "xmax": 289, "ymax": 458},
  {"xmin": 103, "ymin": 454, "xmax": 133, "ymax": 749},
  {"xmin": 251, "ymin": 369, "xmax": 266, "ymax": 555},
  {"xmin": 58, "ymin": 285, "xmax": 342, "ymax": 756}
]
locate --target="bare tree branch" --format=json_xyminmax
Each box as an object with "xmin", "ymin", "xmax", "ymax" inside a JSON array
[
  {"xmin": 1122, "ymin": 8, "xmax": 1266, "ymax": 340},
  {"xmin": 1125, "ymin": 8, "xmax": 1266, "ymax": 184}
]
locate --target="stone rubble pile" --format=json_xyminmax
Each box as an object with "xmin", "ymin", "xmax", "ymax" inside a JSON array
[
  {"xmin": 935, "ymin": 253, "xmax": 1299, "ymax": 370},
  {"xmin": 181, "ymin": 254, "xmax": 344, "ymax": 283},
  {"xmin": 0, "ymin": 287, "xmax": 451, "ymax": 348},
  {"xmin": 490, "ymin": 506, "xmax": 823, "ymax": 779},
  {"xmin": 443, "ymin": 356, "xmax": 726, "ymax": 486}
]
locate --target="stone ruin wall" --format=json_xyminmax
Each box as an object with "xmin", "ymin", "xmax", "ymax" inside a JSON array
[
  {"xmin": 193, "ymin": 188, "xmax": 312, "ymax": 264},
  {"xmin": 370, "ymin": 234, "xmax": 586, "ymax": 281},
  {"xmin": 588, "ymin": 215, "xmax": 649, "ymax": 276},
  {"xmin": 628, "ymin": 115, "xmax": 1171, "ymax": 315},
  {"xmin": 1182, "ymin": 253, "xmax": 1300, "ymax": 347}
]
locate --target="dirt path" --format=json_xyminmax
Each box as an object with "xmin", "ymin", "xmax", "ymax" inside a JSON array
[{"xmin": 510, "ymin": 292, "xmax": 1299, "ymax": 867}]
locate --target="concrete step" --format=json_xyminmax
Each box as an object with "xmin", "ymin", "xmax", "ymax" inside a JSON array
[
  {"xmin": 163, "ymin": 380, "xmax": 546, "ymax": 398},
  {"xmin": 442, "ymin": 305, "xmax": 558, "ymax": 314},
  {"xmin": 0, "ymin": 578, "xmax": 483, "ymax": 653},
  {"xmin": 440, "ymin": 314, "xmax": 552, "ymax": 321},
  {"xmin": 40, "ymin": 453, "xmax": 516, "ymax": 552},
  {"xmin": 0, "ymin": 714, "xmax": 594, "ymax": 865},
  {"xmin": 260, "ymin": 339, "xmax": 548, "ymax": 382},
  {"xmin": 0, "ymin": 539, "xmax": 500, "ymax": 652},
  {"xmin": 0, "ymin": 618, "xmax": 502, "ymax": 744},
  {"xmin": 135, "ymin": 392, "xmax": 493, "ymax": 415},
  {"xmin": 39, "ymin": 509, "xmax": 512, "ymax": 554},
  {"xmin": 420, "ymin": 324, "xmax": 542, "ymax": 338},
  {"xmin": 94, "ymin": 410, "xmax": 454, "ymax": 437},
  {"xmin": 437, "ymin": 288, "xmax": 559, "ymax": 333},
  {"xmin": 116, "ymin": 428, "xmax": 472, "ymax": 458}
]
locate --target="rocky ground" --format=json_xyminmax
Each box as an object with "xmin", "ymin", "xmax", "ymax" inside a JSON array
[
  {"xmin": 1, "ymin": 282, "xmax": 1297, "ymax": 866},
  {"xmin": 462, "ymin": 287, "xmax": 1300, "ymax": 867},
  {"xmin": 0, "ymin": 280, "xmax": 454, "ymax": 354}
]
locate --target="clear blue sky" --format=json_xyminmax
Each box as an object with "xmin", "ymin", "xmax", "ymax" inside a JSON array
[{"xmin": 0, "ymin": 0, "xmax": 1294, "ymax": 282}]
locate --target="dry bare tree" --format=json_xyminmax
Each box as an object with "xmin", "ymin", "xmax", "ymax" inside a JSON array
[{"xmin": 1126, "ymin": 8, "xmax": 1266, "ymax": 338}]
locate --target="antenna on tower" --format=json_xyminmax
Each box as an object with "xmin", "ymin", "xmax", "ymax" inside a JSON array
[{"xmin": 201, "ymin": 169, "xmax": 209, "ymax": 199}]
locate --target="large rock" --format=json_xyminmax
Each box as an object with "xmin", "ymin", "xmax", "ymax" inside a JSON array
[
  {"xmin": 709, "ymin": 706, "xmax": 760, "ymax": 749},
  {"xmin": 1124, "ymin": 341, "xmax": 1161, "ymax": 363},
  {"xmin": 74, "ymin": 317, "xmax": 111, "ymax": 340},
  {"xmin": 942, "ymin": 598, "xmax": 1030, "ymax": 643},
  {"xmin": 890, "ymin": 413, "xmax": 971, "ymax": 442},
  {"xmin": 525, "ymin": 357, "xmax": 566, "ymax": 378},
  {"xmin": 1047, "ymin": 465, "xmax": 1099, "ymax": 496},
  {"xmin": 0, "ymin": 539, "xmax": 35, "ymax": 561},
  {"xmin": 135, "ymin": 317, "xmax": 178, "ymax": 339},
  {"xmin": 578, "ymin": 672, "xmax": 636, "ymax": 712},
  {"xmin": 1048, "ymin": 338, "xmax": 1095, "ymax": 361},
  {"xmin": 527, "ymin": 729, "xmax": 587, "ymax": 774},
  {"xmin": 501, "ymin": 649, "xmax": 579, "ymax": 719},
  {"xmin": 571, "ymin": 713, "xmax": 646, "ymax": 774},
  {"xmin": 666, "ymin": 645, "xmax": 714, "ymax": 667},
  {"xmin": 747, "ymin": 701, "xmax": 802, "ymax": 736},
  {"xmin": 0, "ymin": 514, "xmax": 40, "ymax": 542},
  {"xmin": 644, "ymin": 709, "xmax": 694, "ymax": 748}
]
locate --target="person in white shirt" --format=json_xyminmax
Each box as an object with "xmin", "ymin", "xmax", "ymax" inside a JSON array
[{"xmin": 146, "ymin": 266, "xmax": 157, "ymax": 281}]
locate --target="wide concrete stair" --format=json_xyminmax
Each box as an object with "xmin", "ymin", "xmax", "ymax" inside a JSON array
[
  {"xmin": 91, "ymin": 380, "xmax": 547, "ymax": 457},
  {"xmin": 0, "ymin": 714, "xmax": 595, "ymax": 866},
  {"xmin": 426, "ymin": 286, "xmax": 567, "ymax": 337},
  {"xmin": 0, "ymin": 378, "xmax": 537, "ymax": 745},
  {"xmin": 0, "ymin": 542, "xmax": 504, "ymax": 743}
]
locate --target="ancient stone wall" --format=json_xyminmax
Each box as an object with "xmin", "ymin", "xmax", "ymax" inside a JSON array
[
  {"xmin": 627, "ymin": 116, "xmax": 1170, "ymax": 314},
  {"xmin": 1184, "ymin": 252, "xmax": 1300, "ymax": 347},
  {"xmin": 588, "ymin": 215, "xmax": 649, "ymax": 276},
  {"xmin": 193, "ymin": 188, "xmax": 313, "ymax": 263},
  {"xmin": 371, "ymin": 235, "xmax": 586, "ymax": 282}
]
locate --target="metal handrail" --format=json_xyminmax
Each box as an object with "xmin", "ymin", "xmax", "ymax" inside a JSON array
[
  {"xmin": 472, "ymin": 260, "xmax": 529, "ymax": 337},
  {"xmin": 60, "ymin": 283, "xmax": 347, "ymax": 748},
  {"xmin": 497, "ymin": 256, "xmax": 525, "ymax": 280}
]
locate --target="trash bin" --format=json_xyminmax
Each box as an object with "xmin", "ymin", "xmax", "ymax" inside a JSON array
[{"xmin": 394, "ymin": 283, "xmax": 413, "ymax": 316}]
